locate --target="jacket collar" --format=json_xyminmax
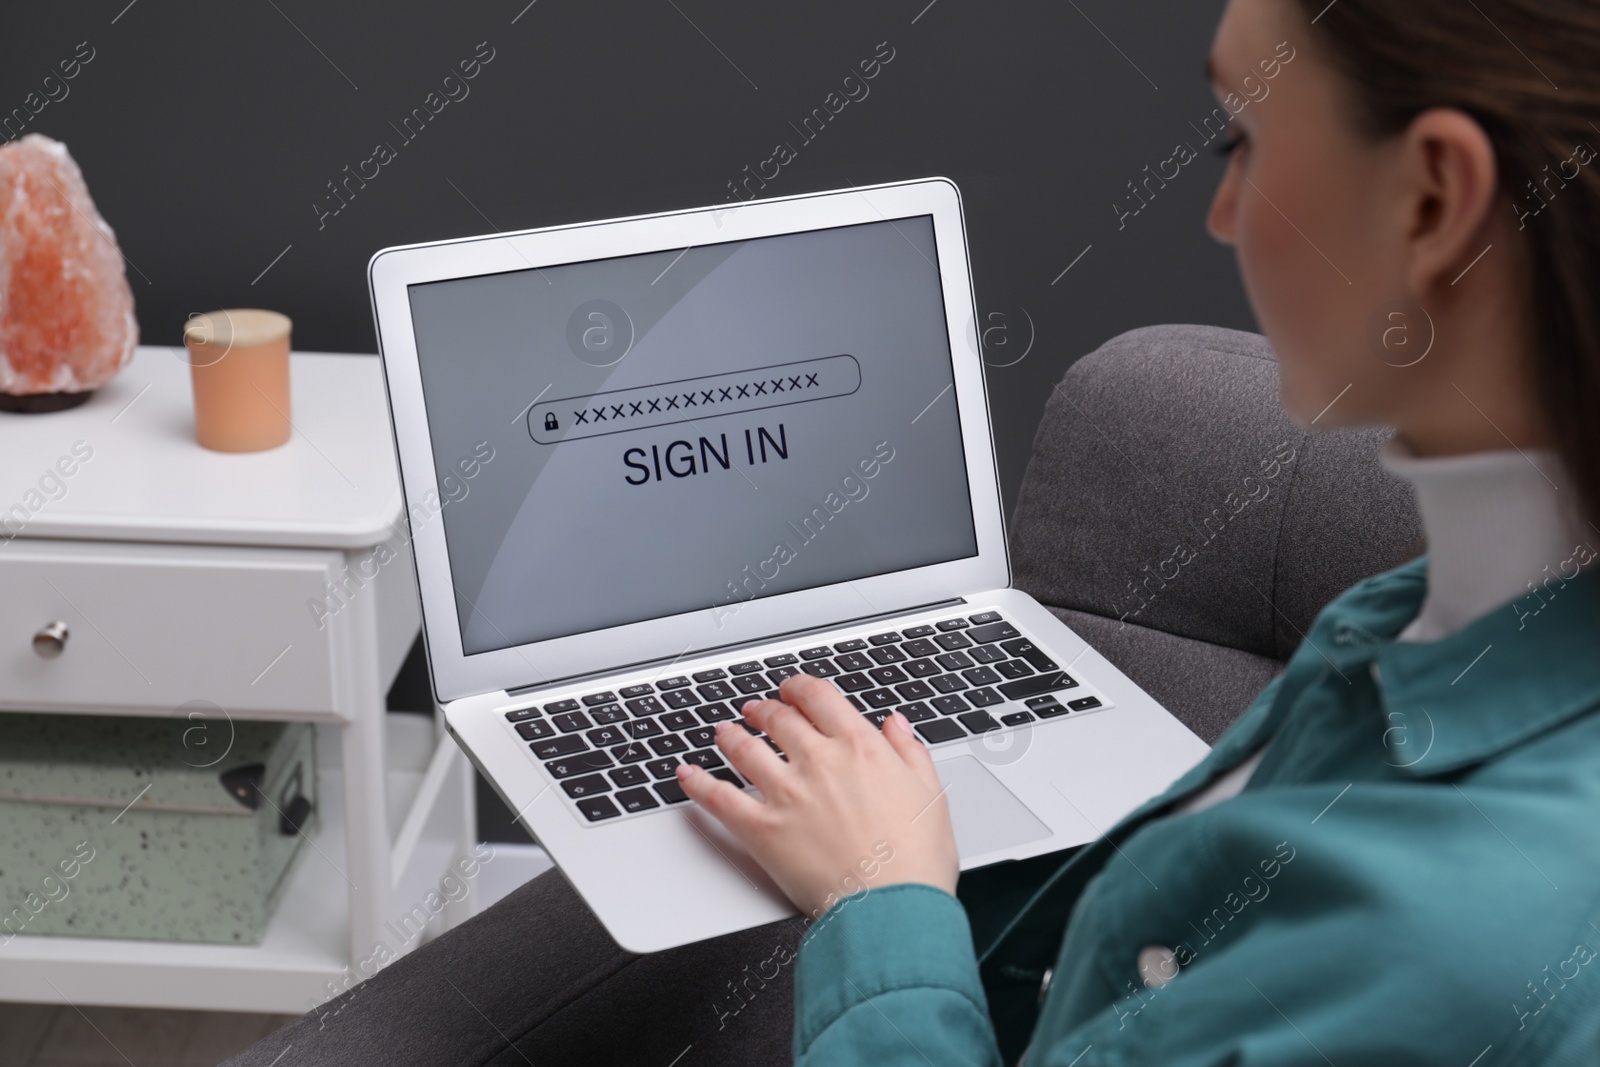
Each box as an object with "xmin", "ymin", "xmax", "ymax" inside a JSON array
[{"xmin": 1318, "ymin": 552, "xmax": 1600, "ymax": 776}]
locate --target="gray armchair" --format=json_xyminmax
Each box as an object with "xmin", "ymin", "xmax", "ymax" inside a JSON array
[
  {"xmin": 1010, "ymin": 324, "xmax": 1420, "ymax": 743},
  {"xmin": 226, "ymin": 325, "xmax": 1423, "ymax": 1067}
]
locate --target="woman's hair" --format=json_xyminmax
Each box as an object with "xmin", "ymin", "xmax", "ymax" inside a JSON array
[{"xmin": 1297, "ymin": 0, "xmax": 1600, "ymax": 534}]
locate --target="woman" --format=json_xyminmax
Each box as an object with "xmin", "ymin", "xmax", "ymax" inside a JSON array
[
  {"xmin": 675, "ymin": 0, "xmax": 1600, "ymax": 1062},
  {"xmin": 232, "ymin": 0, "xmax": 1600, "ymax": 1063}
]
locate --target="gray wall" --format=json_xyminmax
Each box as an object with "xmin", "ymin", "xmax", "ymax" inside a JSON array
[{"xmin": 1, "ymin": 0, "xmax": 1254, "ymax": 517}]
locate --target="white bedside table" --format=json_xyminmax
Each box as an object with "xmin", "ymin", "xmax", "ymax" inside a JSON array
[{"xmin": 0, "ymin": 347, "xmax": 475, "ymax": 1013}]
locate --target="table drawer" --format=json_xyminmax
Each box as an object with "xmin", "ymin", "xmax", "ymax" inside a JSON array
[{"xmin": 1, "ymin": 539, "xmax": 344, "ymax": 716}]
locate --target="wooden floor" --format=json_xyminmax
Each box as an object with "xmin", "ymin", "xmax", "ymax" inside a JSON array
[{"xmin": 0, "ymin": 1003, "xmax": 297, "ymax": 1067}]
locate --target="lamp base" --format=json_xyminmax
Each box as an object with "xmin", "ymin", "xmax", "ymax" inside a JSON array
[{"xmin": 0, "ymin": 390, "xmax": 93, "ymax": 414}]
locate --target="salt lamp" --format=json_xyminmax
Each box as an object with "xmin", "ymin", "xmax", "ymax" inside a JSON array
[{"xmin": 0, "ymin": 134, "xmax": 138, "ymax": 413}]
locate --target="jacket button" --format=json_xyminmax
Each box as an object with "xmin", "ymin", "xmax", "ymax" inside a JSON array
[
  {"xmin": 1037, "ymin": 967, "xmax": 1053, "ymax": 1003},
  {"xmin": 1138, "ymin": 944, "xmax": 1178, "ymax": 989}
]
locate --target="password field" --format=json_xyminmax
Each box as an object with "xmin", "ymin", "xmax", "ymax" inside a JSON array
[{"xmin": 527, "ymin": 354, "xmax": 861, "ymax": 444}]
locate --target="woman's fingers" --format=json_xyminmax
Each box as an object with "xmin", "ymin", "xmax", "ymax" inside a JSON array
[
  {"xmin": 713, "ymin": 719, "xmax": 788, "ymax": 793},
  {"xmin": 744, "ymin": 698, "xmax": 821, "ymax": 760},
  {"xmin": 882, "ymin": 710, "xmax": 943, "ymax": 791},
  {"xmin": 777, "ymin": 674, "xmax": 869, "ymax": 737},
  {"xmin": 675, "ymin": 763, "xmax": 765, "ymax": 827}
]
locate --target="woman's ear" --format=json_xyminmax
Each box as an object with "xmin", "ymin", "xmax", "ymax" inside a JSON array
[{"xmin": 1399, "ymin": 107, "xmax": 1500, "ymax": 295}]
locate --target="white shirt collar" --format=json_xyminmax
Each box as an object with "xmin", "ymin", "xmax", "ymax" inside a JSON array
[{"xmin": 1381, "ymin": 438, "xmax": 1595, "ymax": 641}]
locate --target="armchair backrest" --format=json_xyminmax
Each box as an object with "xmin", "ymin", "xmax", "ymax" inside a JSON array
[{"xmin": 1009, "ymin": 324, "xmax": 1423, "ymax": 661}]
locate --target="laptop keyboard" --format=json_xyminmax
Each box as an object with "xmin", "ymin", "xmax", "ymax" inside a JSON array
[{"xmin": 501, "ymin": 610, "xmax": 1111, "ymax": 824}]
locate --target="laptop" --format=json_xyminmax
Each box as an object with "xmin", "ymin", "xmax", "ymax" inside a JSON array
[{"xmin": 368, "ymin": 177, "xmax": 1208, "ymax": 952}]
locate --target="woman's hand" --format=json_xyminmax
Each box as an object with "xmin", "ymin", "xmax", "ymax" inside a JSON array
[{"xmin": 674, "ymin": 673, "xmax": 959, "ymax": 918}]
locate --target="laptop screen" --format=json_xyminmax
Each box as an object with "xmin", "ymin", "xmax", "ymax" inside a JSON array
[{"xmin": 407, "ymin": 215, "xmax": 979, "ymax": 655}]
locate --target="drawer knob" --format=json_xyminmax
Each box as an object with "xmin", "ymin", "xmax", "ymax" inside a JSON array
[{"xmin": 32, "ymin": 620, "xmax": 69, "ymax": 659}]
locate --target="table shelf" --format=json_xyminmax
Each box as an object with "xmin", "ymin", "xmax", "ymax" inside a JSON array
[{"xmin": 0, "ymin": 718, "xmax": 471, "ymax": 1013}]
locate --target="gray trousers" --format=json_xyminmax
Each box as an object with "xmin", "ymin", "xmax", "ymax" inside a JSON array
[{"xmin": 224, "ymin": 869, "xmax": 800, "ymax": 1066}]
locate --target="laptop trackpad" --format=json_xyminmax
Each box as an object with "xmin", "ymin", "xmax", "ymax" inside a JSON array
[{"xmin": 936, "ymin": 756, "xmax": 1052, "ymax": 858}]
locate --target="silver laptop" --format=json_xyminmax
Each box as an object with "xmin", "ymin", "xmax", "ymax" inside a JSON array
[{"xmin": 368, "ymin": 177, "xmax": 1207, "ymax": 952}]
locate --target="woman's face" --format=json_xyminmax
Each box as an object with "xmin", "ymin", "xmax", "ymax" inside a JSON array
[{"xmin": 1206, "ymin": 0, "xmax": 1419, "ymax": 428}]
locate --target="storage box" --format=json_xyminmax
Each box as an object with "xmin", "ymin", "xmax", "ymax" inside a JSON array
[{"xmin": 0, "ymin": 713, "xmax": 316, "ymax": 944}]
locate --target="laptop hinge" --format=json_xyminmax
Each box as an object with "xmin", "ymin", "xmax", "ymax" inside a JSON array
[{"xmin": 505, "ymin": 596, "xmax": 969, "ymax": 698}]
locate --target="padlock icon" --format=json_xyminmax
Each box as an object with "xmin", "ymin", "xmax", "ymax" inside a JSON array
[{"xmin": 543, "ymin": 412, "xmax": 559, "ymax": 432}]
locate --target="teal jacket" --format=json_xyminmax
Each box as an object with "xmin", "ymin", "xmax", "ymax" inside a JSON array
[{"xmin": 794, "ymin": 557, "xmax": 1600, "ymax": 1065}]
